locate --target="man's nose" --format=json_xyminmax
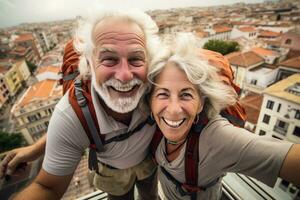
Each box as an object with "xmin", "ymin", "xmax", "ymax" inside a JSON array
[{"xmin": 114, "ymin": 60, "xmax": 133, "ymax": 82}]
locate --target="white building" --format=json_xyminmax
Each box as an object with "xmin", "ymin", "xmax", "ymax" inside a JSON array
[
  {"xmin": 244, "ymin": 65, "xmax": 278, "ymax": 94},
  {"xmin": 231, "ymin": 26, "xmax": 258, "ymax": 40},
  {"xmin": 255, "ymin": 74, "xmax": 300, "ymax": 144},
  {"xmin": 36, "ymin": 66, "xmax": 60, "ymax": 82},
  {"xmin": 226, "ymin": 51, "xmax": 264, "ymax": 91}
]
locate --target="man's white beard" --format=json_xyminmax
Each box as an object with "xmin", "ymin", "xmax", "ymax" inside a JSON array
[{"xmin": 92, "ymin": 75, "xmax": 147, "ymax": 114}]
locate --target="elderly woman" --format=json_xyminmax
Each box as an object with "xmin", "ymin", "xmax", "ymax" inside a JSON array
[{"xmin": 147, "ymin": 33, "xmax": 300, "ymax": 200}]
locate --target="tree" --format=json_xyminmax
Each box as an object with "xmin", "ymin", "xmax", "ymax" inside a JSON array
[
  {"xmin": 0, "ymin": 131, "xmax": 26, "ymax": 153},
  {"xmin": 203, "ymin": 40, "xmax": 239, "ymax": 55},
  {"xmin": 25, "ymin": 60, "xmax": 37, "ymax": 74}
]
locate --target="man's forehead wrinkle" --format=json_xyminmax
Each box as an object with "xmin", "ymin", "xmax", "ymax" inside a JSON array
[{"xmin": 93, "ymin": 32, "xmax": 146, "ymax": 46}]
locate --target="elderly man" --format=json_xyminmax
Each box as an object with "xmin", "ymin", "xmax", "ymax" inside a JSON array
[{"xmin": 4, "ymin": 7, "xmax": 160, "ymax": 200}]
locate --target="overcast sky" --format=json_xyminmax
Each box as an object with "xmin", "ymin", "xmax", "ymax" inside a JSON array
[{"xmin": 0, "ymin": 0, "xmax": 264, "ymax": 28}]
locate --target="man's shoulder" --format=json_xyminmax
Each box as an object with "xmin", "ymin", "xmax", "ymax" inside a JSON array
[{"xmin": 55, "ymin": 91, "xmax": 73, "ymax": 112}]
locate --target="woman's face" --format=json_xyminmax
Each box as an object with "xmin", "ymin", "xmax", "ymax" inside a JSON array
[{"xmin": 150, "ymin": 62, "xmax": 203, "ymax": 142}]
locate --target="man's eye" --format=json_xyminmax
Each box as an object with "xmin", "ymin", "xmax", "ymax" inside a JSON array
[
  {"xmin": 128, "ymin": 57, "xmax": 145, "ymax": 67},
  {"xmin": 100, "ymin": 57, "xmax": 118, "ymax": 67}
]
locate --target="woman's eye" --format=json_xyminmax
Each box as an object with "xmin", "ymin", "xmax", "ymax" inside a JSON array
[
  {"xmin": 156, "ymin": 93, "xmax": 168, "ymax": 98},
  {"xmin": 128, "ymin": 57, "xmax": 145, "ymax": 67},
  {"xmin": 181, "ymin": 93, "xmax": 193, "ymax": 99}
]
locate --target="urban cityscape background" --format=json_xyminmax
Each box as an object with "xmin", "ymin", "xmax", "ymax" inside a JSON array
[{"xmin": 0, "ymin": 0, "xmax": 299, "ymax": 199}]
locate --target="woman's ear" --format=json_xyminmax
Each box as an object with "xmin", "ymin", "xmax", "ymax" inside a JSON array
[{"xmin": 197, "ymin": 96, "xmax": 206, "ymax": 114}]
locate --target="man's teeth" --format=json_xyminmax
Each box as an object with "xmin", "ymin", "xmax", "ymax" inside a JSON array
[
  {"xmin": 163, "ymin": 118, "xmax": 185, "ymax": 128},
  {"xmin": 111, "ymin": 85, "xmax": 136, "ymax": 92}
]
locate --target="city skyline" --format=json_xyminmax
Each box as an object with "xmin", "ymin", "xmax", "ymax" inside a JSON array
[{"xmin": 0, "ymin": 0, "xmax": 265, "ymax": 28}]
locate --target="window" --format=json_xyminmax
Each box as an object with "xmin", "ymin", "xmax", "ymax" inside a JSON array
[
  {"xmin": 272, "ymin": 135, "xmax": 282, "ymax": 140},
  {"xmin": 285, "ymin": 82, "xmax": 300, "ymax": 96},
  {"xmin": 277, "ymin": 104, "xmax": 281, "ymax": 112},
  {"xmin": 266, "ymin": 100, "xmax": 274, "ymax": 110},
  {"xmin": 262, "ymin": 114, "xmax": 270, "ymax": 124},
  {"xmin": 274, "ymin": 119, "xmax": 289, "ymax": 135},
  {"xmin": 280, "ymin": 179, "xmax": 290, "ymax": 190},
  {"xmin": 250, "ymin": 79, "xmax": 257, "ymax": 85},
  {"xmin": 27, "ymin": 115, "xmax": 38, "ymax": 122},
  {"xmin": 285, "ymin": 39, "xmax": 292, "ymax": 45},
  {"xmin": 293, "ymin": 126, "xmax": 300, "ymax": 137},
  {"xmin": 259, "ymin": 130, "xmax": 266, "ymax": 136},
  {"xmin": 295, "ymin": 110, "xmax": 300, "ymax": 120}
]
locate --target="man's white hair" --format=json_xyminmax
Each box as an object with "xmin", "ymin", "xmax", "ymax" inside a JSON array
[
  {"xmin": 73, "ymin": 4, "xmax": 159, "ymax": 77},
  {"xmin": 148, "ymin": 33, "xmax": 237, "ymax": 119}
]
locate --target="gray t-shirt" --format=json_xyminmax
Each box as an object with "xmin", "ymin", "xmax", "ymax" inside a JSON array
[
  {"xmin": 43, "ymin": 86, "xmax": 156, "ymax": 176},
  {"xmin": 155, "ymin": 116, "xmax": 293, "ymax": 200}
]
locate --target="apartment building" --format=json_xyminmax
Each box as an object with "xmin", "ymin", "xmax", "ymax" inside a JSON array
[
  {"xmin": 14, "ymin": 33, "xmax": 44, "ymax": 65},
  {"xmin": 255, "ymin": 74, "xmax": 300, "ymax": 143},
  {"xmin": 11, "ymin": 79, "xmax": 62, "ymax": 144},
  {"xmin": 276, "ymin": 56, "xmax": 300, "ymax": 82},
  {"xmin": 0, "ymin": 70, "xmax": 9, "ymax": 109}
]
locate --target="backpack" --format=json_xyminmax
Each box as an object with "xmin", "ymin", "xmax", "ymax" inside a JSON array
[
  {"xmin": 59, "ymin": 40, "xmax": 153, "ymax": 172},
  {"xmin": 149, "ymin": 49, "xmax": 246, "ymax": 200}
]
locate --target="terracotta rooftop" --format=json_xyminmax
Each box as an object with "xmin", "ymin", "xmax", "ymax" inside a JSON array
[
  {"xmin": 213, "ymin": 26, "xmax": 232, "ymax": 33},
  {"xmin": 16, "ymin": 79, "xmax": 62, "ymax": 108},
  {"xmin": 279, "ymin": 56, "xmax": 300, "ymax": 70},
  {"xmin": 264, "ymin": 74, "xmax": 300, "ymax": 105},
  {"xmin": 238, "ymin": 26, "xmax": 256, "ymax": 32},
  {"xmin": 240, "ymin": 93, "xmax": 263, "ymax": 124},
  {"xmin": 258, "ymin": 30, "xmax": 281, "ymax": 38},
  {"xmin": 196, "ymin": 31, "xmax": 209, "ymax": 38},
  {"xmin": 14, "ymin": 34, "xmax": 34, "ymax": 42},
  {"xmin": 0, "ymin": 66, "xmax": 9, "ymax": 74},
  {"xmin": 37, "ymin": 66, "xmax": 60, "ymax": 75},
  {"xmin": 251, "ymin": 47, "xmax": 277, "ymax": 57},
  {"xmin": 226, "ymin": 51, "xmax": 264, "ymax": 68}
]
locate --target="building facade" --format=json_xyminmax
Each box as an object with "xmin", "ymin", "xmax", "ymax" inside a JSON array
[{"xmin": 11, "ymin": 79, "xmax": 62, "ymax": 144}]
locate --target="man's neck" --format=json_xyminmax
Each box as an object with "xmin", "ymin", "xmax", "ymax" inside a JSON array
[{"xmin": 98, "ymin": 97, "xmax": 133, "ymax": 126}]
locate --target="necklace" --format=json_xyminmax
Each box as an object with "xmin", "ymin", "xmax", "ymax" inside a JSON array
[
  {"xmin": 166, "ymin": 138, "xmax": 187, "ymax": 156},
  {"xmin": 166, "ymin": 137, "xmax": 187, "ymax": 145}
]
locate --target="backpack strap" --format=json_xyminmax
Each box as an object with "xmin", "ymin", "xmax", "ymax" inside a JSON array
[
  {"xmin": 220, "ymin": 110, "xmax": 245, "ymax": 128},
  {"xmin": 150, "ymin": 128, "xmax": 164, "ymax": 164},
  {"xmin": 69, "ymin": 79, "xmax": 104, "ymax": 173},
  {"xmin": 184, "ymin": 131, "xmax": 200, "ymax": 200},
  {"xmin": 104, "ymin": 116, "xmax": 155, "ymax": 144},
  {"xmin": 151, "ymin": 115, "xmax": 219, "ymax": 199}
]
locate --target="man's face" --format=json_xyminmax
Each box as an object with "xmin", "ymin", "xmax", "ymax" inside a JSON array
[{"xmin": 90, "ymin": 18, "xmax": 148, "ymax": 113}]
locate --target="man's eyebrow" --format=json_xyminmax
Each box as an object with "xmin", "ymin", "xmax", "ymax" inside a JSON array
[
  {"xmin": 98, "ymin": 48, "xmax": 116, "ymax": 54},
  {"xmin": 129, "ymin": 49, "xmax": 146, "ymax": 55}
]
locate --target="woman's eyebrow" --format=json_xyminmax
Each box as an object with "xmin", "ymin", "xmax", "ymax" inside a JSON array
[
  {"xmin": 181, "ymin": 88, "xmax": 197, "ymax": 93},
  {"xmin": 154, "ymin": 87, "xmax": 169, "ymax": 93}
]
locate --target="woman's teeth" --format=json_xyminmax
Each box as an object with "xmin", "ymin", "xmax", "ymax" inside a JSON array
[{"xmin": 163, "ymin": 118, "xmax": 185, "ymax": 128}]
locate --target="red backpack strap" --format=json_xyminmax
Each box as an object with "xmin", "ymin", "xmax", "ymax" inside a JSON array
[
  {"xmin": 150, "ymin": 128, "xmax": 164, "ymax": 163},
  {"xmin": 184, "ymin": 131, "xmax": 200, "ymax": 200},
  {"xmin": 68, "ymin": 79, "xmax": 104, "ymax": 172}
]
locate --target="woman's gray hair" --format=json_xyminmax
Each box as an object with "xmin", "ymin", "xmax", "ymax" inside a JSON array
[
  {"xmin": 147, "ymin": 33, "xmax": 237, "ymax": 119},
  {"xmin": 73, "ymin": 4, "xmax": 159, "ymax": 77}
]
